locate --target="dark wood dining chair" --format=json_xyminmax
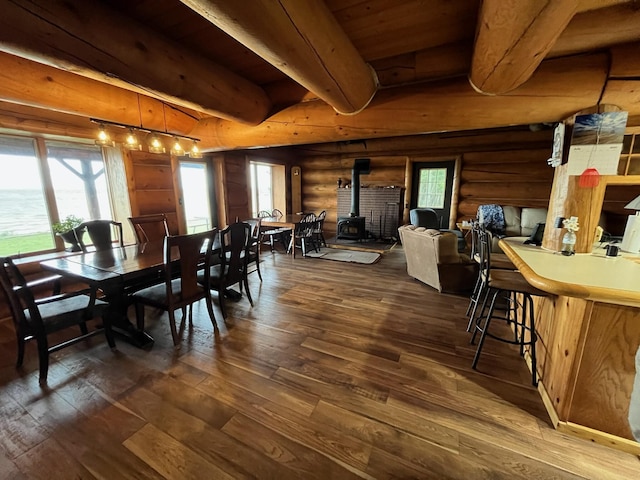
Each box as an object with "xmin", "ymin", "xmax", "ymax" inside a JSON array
[
  {"xmin": 312, "ymin": 210, "xmax": 327, "ymax": 249},
  {"xmin": 131, "ymin": 228, "xmax": 219, "ymax": 347},
  {"xmin": 128, "ymin": 214, "xmax": 169, "ymax": 244},
  {"xmin": 288, "ymin": 213, "xmax": 317, "ymax": 256},
  {"xmin": 0, "ymin": 256, "xmax": 115, "ymax": 384},
  {"xmin": 75, "ymin": 220, "xmax": 124, "ymax": 252},
  {"xmin": 258, "ymin": 209, "xmax": 291, "ymax": 253},
  {"xmin": 198, "ymin": 222, "xmax": 253, "ymax": 319},
  {"xmin": 244, "ymin": 217, "xmax": 262, "ymax": 282}
]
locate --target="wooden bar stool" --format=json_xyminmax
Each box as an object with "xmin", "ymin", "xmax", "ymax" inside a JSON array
[{"xmin": 469, "ymin": 228, "xmax": 550, "ymax": 386}]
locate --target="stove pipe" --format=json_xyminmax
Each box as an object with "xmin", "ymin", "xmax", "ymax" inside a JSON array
[{"xmin": 350, "ymin": 158, "xmax": 370, "ymax": 217}]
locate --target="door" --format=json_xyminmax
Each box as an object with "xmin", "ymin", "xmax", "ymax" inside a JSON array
[{"xmin": 410, "ymin": 160, "xmax": 455, "ymax": 228}]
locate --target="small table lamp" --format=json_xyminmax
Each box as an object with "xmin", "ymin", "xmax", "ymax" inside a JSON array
[{"xmin": 621, "ymin": 194, "xmax": 640, "ymax": 253}]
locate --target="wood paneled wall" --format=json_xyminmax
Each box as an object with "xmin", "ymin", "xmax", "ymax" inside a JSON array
[
  {"xmin": 271, "ymin": 127, "xmax": 555, "ymax": 236},
  {"xmin": 213, "ymin": 152, "xmax": 251, "ymax": 226},
  {"xmin": 124, "ymin": 150, "xmax": 183, "ymax": 235}
]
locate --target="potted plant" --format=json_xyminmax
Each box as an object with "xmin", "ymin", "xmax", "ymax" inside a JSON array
[{"xmin": 52, "ymin": 215, "xmax": 85, "ymax": 251}]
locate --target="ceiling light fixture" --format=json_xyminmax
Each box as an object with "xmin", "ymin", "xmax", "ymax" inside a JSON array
[
  {"xmin": 189, "ymin": 140, "xmax": 203, "ymax": 159},
  {"xmin": 148, "ymin": 133, "xmax": 166, "ymax": 154},
  {"xmin": 89, "ymin": 118, "xmax": 201, "ymax": 157},
  {"xmin": 124, "ymin": 128, "xmax": 141, "ymax": 150},
  {"xmin": 170, "ymin": 136, "xmax": 184, "ymax": 157},
  {"xmin": 95, "ymin": 123, "xmax": 115, "ymax": 147}
]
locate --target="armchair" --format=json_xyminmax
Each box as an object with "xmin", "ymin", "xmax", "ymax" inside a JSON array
[{"xmin": 398, "ymin": 225, "xmax": 477, "ymax": 293}]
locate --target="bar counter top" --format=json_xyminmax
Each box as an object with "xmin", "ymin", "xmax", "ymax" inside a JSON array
[
  {"xmin": 499, "ymin": 238, "xmax": 640, "ymax": 307},
  {"xmin": 499, "ymin": 237, "xmax": 640, "ymax": 452}
]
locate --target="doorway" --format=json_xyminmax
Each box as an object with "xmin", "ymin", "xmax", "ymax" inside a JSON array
[{"xmin": 410, "ymin": 160, "xmax": 455, "ymax": 228}]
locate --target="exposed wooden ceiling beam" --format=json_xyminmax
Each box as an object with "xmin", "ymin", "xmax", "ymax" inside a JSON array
[
  {"xmin": 0, "ymin": 0, "xmax": 270, "ymax": 125},
  {"xmin": 180, "ymin": 0, "xmax": 378, "ymax": 115},
  {"xmin": 0, "ymin": 53, "xmax": 200, "ymax": 135},
  {"xmin": 610, "ymin": 42, "xmax": 640, "ymax": 77},
  {"xmin": 192, "ymin": 54, "xmax": 609, "ymax": 151},
  {"xmin": 470, "ymin": 0, "xmax": 579, "ymax": 95},
  {"xmin": 371, "ymin": 42, "xmax": 472, "ymax": 87},
  {"xmin": 550, "ymin": 2, "xmax": 640, "ymax": 57},
  {"xmin": 0, "ymin": 102, "xmax": 96, "ymax": 139}
]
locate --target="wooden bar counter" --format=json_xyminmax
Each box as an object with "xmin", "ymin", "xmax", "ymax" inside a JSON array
[{"xmin": 499, "ymin": 238, "xmax": 640, "ymax": 454}]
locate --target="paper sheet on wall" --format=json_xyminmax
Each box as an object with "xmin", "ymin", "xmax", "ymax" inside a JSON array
[
  {"xmin": 567, "ymin": 144, "xmax": 623, "ymax": 175},
  {"xmin": 566, "ymin": 111, "xmax": 628, "ymax": 176}
]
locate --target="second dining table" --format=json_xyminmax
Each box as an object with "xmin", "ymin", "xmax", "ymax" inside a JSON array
[{"xmin": 260, "ymin": 213, "xmax": 308, "ymax": 258}]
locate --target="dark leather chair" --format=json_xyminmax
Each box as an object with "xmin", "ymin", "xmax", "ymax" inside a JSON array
[
  {"xmin": 409, "ymin": 208, "xmax": 466, "ymax": 252},
  {"xmin": 128, "ymin": 214, "xmax": 169, "ymax": 244},
  {"xmin": 131, "ymin": 228, "xmax": 219, "ymax": 347},
  {"xmin": 0, "ymin": 256, "xmax": 114, "ymax": 384},
  {"xmin": 75, "ymin": 220, "xmax": 124, "ymax": 252}
]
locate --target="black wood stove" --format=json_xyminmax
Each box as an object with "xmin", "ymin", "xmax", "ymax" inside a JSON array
[{"xmin": 337, "ymin": 158, "xmax": 370, "ymax": 240}]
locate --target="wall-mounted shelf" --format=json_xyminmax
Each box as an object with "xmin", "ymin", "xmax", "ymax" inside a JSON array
[{"xmin": 620, "ymin": 134, "xmax": 640, "ymax": 175}]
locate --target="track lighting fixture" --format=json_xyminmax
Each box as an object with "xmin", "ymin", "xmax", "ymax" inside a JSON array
[{"xmin": 90, "ymin": 118, "xmax": 201, "ymax": 157}]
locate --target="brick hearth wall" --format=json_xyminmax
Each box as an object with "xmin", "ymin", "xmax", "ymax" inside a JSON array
[{"xmin": 337, "ymin": 188, "xmax": 405, "ymax": 240}]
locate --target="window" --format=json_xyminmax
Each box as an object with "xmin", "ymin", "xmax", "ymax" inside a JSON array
[
  {"xmin": 0, "ymin": 134, "xmax": 114, "ymax": 256},
  {"xmin": 416, "ymin": 167, "xmax": 447, "ymax": 209},
  {"xmin": 47, "ymin": 141, "xmax": 111, "ymax": 221},
  {"xmin": 250, "ymin": 162, "xmax": 273, "ymax": 216},
  {"xmin": 179, "ymin": 161, "xmax": 212, "ymax": 233},
  {"xmin": 0, "ymin": 137, "xmax": 55, "ymax": 255}
]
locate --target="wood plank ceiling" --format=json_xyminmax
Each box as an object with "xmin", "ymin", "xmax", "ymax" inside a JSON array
[{"xmin": 0, "ymin": 0, "xmax": 638, "ymax": 151}]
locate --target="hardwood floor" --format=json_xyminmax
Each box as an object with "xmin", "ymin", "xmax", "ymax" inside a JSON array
[{"xmin": 1, "ymin": 246, "xmax": 639, "ymax": 479}]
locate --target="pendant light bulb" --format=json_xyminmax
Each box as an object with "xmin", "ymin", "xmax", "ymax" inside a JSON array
[
  {"xmin": 95, "ymin": 123, "xmax": 115, "ymax": 147},
  {"xmin": 125, "ymin": 128, "xmax": 141, "ymax": 150},
  {"xmin": 189, "ymin": 140, "xmax": 203, "ymax": 158},
  {"xmin": 148, "ymin": 133, "xmax": 165, "ymax": 154},
  {"xmin": 171, "ymin": 137, "xmax": 185, "ymax": 156}
]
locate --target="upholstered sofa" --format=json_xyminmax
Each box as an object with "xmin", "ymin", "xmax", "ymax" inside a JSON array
[
  {"xmin": 398, "ymin": 224, "xmax": 477, "ymax": 293},
  {"xmin": 478, "ymin": 205, "xmax": 548, "ymax": 252}
]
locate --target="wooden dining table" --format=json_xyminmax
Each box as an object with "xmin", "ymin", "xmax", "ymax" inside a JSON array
[
  {"xmin": 261, "ymin": 214, "xmax": 307, "ymax": 258},
  {"xmin": 40, "ymin": 242, "xmax": 177, "ymax": 348}
]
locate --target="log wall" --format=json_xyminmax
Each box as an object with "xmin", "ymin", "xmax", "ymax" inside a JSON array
[{"xmin": 279, "ymin": 127, "xmax": 555, "ymax": 236}]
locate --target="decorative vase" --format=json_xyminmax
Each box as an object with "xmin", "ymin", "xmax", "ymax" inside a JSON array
[
  {"xmin": 57, "ymin": 227, "xmax": 84, "ymax": 252},
  {"xmin": 561, "ymin": 230, "xmax": 576, "ymax": 256}
]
